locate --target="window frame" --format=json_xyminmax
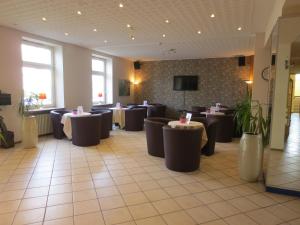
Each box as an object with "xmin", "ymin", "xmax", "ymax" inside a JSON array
[
  {"xmin": 92, "ymin": 56, "xmax": 107, "ymax": 104},
  {"xmin": 21, "ymin": 40, "xmax": 55, "ymax": 107}
]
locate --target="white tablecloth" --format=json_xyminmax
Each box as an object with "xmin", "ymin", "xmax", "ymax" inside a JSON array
[
  {"xmin": 168, "ymin": 121, "xmax": 208, "ymax": 148},
  {"xmin": 61, "ymin": 112, "xmax": 91, "ymax": 139},
  {"xmin": 200, "ymin": 112, "xmax": 225, "ymax": 117},
  {"xmin": 109, "ymin": 107, "xmax": 128, "ymax": 129}
]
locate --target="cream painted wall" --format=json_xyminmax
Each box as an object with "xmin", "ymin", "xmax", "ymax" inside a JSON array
[{"xmin": 0, "ymin": 25, "xmax": 134, "ymax": 142}]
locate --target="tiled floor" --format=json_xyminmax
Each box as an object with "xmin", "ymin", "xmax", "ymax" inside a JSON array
[
  {"xmin": 267, "ymin": 113, "xmax": 300, "ymax": 191},
  {"xmin": 0, "ymin": 129, "xmax": 299, "ymax": 225}
]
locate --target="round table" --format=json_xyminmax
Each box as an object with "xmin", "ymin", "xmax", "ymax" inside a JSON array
[
  {"xmin": 168, "ymin": 121, "xmax": 208, "ymax": 148},
  {"xmin": 109, "ymin": 107, "xmax": 128, "ymax": 129},
  {"xmin": 61, "ymin": 112, "xmax": 91, "ymax": 139}
]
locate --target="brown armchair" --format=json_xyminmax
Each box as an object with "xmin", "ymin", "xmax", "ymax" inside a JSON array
[
  {"xmin": 192, "ymin": 117, "xmax": 218, "ymax": 156},
  {"xmin": 163, "ymin": 126, "xmax": 203, "ymax": 172},
  {"xmin": 71, "ymin": 114, "xmax": 102, "ymax": 146},
  {"xmin": 207, "ymin": 114, "xmax": 234, "ymax": 143},
  {"xmin": 90, "ymin": 109, "xmax": 112, "ymax": 138},
  {"xmin": 50, "ymin": 110, "xmax": 71, "ymax": 139},
  {"xmin": 191, "ymin": 106, "xmax": 207, "ymax": 112},
  {"xmin": 144, "ymin": 117, "xmax": 173, "ymax": 157},
  {"xmin": 125, "ymin": 108, "xmax": 147, "ymax": 131},
  {"xmin": 147, "ymin": 104, "xmax": 166, "ymax": 117}
]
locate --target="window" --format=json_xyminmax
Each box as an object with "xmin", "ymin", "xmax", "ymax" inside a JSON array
[
  {"xmin": 92, "ymin": 57, "xmax": 106, "ymax": 104},
  {"xmin": 21, "ymin": 41, "xmax": 54, "ymax": 106},
  {"xmin": 295, "ymin": 74, "xmax": 300, "ymax": 97}
]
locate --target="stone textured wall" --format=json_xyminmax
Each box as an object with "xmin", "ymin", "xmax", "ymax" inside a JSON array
[{"xmin": 134, "ymin": 57, "xmax": 252, "ymax": 117}]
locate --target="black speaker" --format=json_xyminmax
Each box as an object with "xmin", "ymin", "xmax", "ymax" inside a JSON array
[
  {"xmin": 271, "ymin": 55, "xmax": 276, "ymax": 65},
  {"xmin": 238, "ymin": 56, "xmax": 246, "ymax": 66},
  {"xmin": 134, "ymin": 61, "xmax": 141, "ymax": 70}
]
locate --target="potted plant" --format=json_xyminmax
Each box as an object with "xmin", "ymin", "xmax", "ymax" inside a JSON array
[
  {"xmin": 19, "ymin": 92, "xmax": 40, "ymax": 149},
  {"xmin": 235, "ymin": 95, "xmax": 270, "ymax": 182}
]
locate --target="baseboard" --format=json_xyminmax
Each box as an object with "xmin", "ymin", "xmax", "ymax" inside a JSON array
[{"xmin": 266, "ymin": 185, "xmax": 300, "ymax": 197}]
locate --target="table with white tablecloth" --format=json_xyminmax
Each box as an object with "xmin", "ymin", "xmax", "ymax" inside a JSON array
[
  {"xmin": 109, "ymin": 107, "xmax": 128, "ymax": 129},
  {"xmin": 200, "ymin": 112, "xmax": 225, "ymax": 117},
  {"xmin": 168, "ymin": 121, "xmax": 208, "ymax": 148},
  {"xmin": 61, "ymin": 112, "xmax": 91, "ymax": 139}
]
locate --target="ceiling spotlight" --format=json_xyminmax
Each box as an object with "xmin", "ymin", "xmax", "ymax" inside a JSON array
[
  {"xmin": 131, "ymin": 35, "xmax": 135, "ymax": 40},
  {"xmin": 162, "ymin": 34, "xmax": 166, "ymax": 38},
  {"xmin": 77, "ymin": 11, "xmax": 82, "ymax": 15},
  {"xmin": 165, "ymin": 19, "xmax": 170, "ymax": 24},
  {"xmin": 237, "ymin": 27, "xmax": 242, "ymax": 31},
  {"xmin": 119, "ymin": 3, "xmax": 124, "ymax": 8},
  {"xmin": 64, "ymin": 32, "xmax": 69, "ymax": 36},
  {"xmin": 42, "ymin": 17, "xmax": 47, "ymax": 21},
  {"xmin": 104, "ymin": 40, "xmax": 108, "ymax": 43},
  {"xmin": 126, "ymin": 24, "xmax": 131, "ymax": 28},
  {"xmin": 197, "ymin": 30, "xmax": 201, "ymax": 34},
  {"xmin": 93, "ymin": 28, "xmax": 97, "ymax": 32},
  {"xmin": 210, "ymin": 14, "xmax": 215, "ymax": 18}
]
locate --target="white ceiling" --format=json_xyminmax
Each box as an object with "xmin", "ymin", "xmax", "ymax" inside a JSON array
[{"xmin": 0, "ymin": 0, "xmax": 276, "ymax": 61}]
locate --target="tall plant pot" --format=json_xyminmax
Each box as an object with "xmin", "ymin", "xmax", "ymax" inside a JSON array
[
  {"xmin": 22, "ymin": 116, "xmax": 38, "ymax": 149},
  {"xmin": 239, "ymin": 133, "xmax": 263, "ymax": 182}
]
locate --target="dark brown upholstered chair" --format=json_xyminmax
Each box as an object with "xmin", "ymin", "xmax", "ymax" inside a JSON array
[
  {"xmin": 91, "ymin": 104, "xmax": 114, "ymax": 111},
  {"xmin": 147, "ymin": 104, "xmax": 166, "ymax": 117},
  {"xmin": 125, "ymin": 108, "xmax": 147, "ymax": 131},
  {"xmin": 192, "ymin": 117, "xmax": 218, "ymax": 156},
  {"xmin": 90, "ymin": 109, "xmax": 112, "ymax": 138},
  {"xmin": 129, "ymin": 105, "xmax": 148, "ymax": 118},
  {"xmin": 144, "ymin": 117, "xmax": 173, "ymax": 157},
  {"xmin": 163, "ymin": 126, "xmax": 203, "ymax": 172},
  {"xmin": 71, "ymin": 114, "xmax": 102, "ymax": 147},
  {"xmin": 219, "ymin": 108, "xmax": 235, "ymax": 115},
  {"xmin": 207, "ymin": 114, "xmax": 234, "ymax": 143},
  {"xmin": 191, "ymin": 106, "xmax": 207, "ymax": 112},
  {"xmin": 50, "ymin": 110, "xmax": 71, "ymax": 139}
]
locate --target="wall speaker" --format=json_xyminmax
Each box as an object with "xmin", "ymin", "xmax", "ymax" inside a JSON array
[
  {"xmin": 271, "ymin": 55, "xmax": 276, "ymax": 65},
  {"xmin": 134, "ymin": 61, "xmax": 141, "ymax": 70},
  {"xmin": 238, "ymin": 56, "xmax": 246, "ymax": 66}
]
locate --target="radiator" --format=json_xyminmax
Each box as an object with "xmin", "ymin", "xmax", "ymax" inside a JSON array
[{"xmin": 36, "ymin": 113, "xmax": 53, "ymax": 135}]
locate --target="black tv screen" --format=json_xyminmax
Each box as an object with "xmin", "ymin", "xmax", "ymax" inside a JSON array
[
  {"xmin": 173, "ymin": 76, "xmax": 198, "ymax": 91},
  {"xmin": 0, "ymin": 93, "xmax": 11, "ymax": 106}
]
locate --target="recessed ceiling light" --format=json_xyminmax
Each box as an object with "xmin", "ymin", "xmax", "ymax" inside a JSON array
[
  {"xmin": 104, "ymin": 40, "xmax": 108, "ymax": 43},
  {"xmin": 210, "ymin": 14, "xmax": 215, "ymax": 18},
  {"xmin": 165, "ymin": 19, "xmax": 170, "ymax": 24},
  {"xmin": 42, "ymin": 17, "xmax": 47, "ymax": 21},
  {"xmin": 162, "ymin": 34, "xmax": 166, "ymax": 38},
  {"xmin": 77, "ymin": 11, "xmax": 82, "ymax": 15},
  {"xmin": 93, "ymin": 28, "xmax": 97, "ymax": 32},
  {"xmin": 197, "ymin": 30, "xmax": 201, "ymax": 34},
  {"xmin": 126, "ymin": 24, "xmax": 131, "ymax": 28},
  {"xmin": 131, "ymin": 35, "xmax": 135, "ymax": 40},
  {"xmin": 64, "ymin": 32, "xmax": 69, "ymax": 36},
  {"xmin": 237, "ymin": 27, "xmax": 242, "ymax": 31},
  {"xmin": 119, "ymin": 3, "xmax": 124, "ymax": 8}
]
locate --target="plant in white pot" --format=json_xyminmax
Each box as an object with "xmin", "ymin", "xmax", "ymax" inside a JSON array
[
  {"xmin": 235, "ymin": 95, "xmax": 270, "ymax": 182},
  {"xmin": 19, "ymin": 93, "xmax": 40, "ymax": 149}
]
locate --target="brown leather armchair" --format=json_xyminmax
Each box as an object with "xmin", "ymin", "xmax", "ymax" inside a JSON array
[
  {"xmin": 207, "ymin": 114, "xmax": 234, "ymax": 143},
  {"xmin": 90, "ymin": 109, "xmax": 112, "ymax": 138},
  {"xmin": 147, "ymin": 104, "xmax": 166, "ymax": 117},
  {"xmin": 71, "ymin": 114, "xmax": 102, "ymax": 146},
  {"xmin": 191, "ymin": 106, "xmax": 207, "ymax": 112},
  {"xmin": 192, "ymin": 117, "xmax": 218, "ymax": 156},
  {"xmin": 50, "ymin": 110, "xmax": 71, "ymax": 139},
  {"xmin": 125, "ymin": 108, "xmax": 147, "ymax": 131},
  {"xmin": 163, "ymin": 126, "xmax": 203, "ymax": 172},
  {"xmin": 144, "ymin": 117, "xmax": 173, "ymax": 157}
]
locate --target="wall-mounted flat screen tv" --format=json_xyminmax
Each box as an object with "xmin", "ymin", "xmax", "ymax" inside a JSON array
[{"xmin": 173, "ymin": 75, "xmax": 198, "ymax": 91}]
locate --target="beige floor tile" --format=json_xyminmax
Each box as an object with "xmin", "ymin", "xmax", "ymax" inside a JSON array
[
  {"xmin": 24, "ymin": 187, "xmax": 49, "ymax": 198},
  {"xmin": 182, "ymin": 182, "xmax": 207, "ymax": 193},
  {"xmin": 201, "ymin": 179, "xmax": 225, "ymax": 190},
  {"xmin": 122, "ymin": 192, "xmax": 149, "ymax": 206},
  {"xmin": 74, "ymin": 212, "xmax": 105, "ymax": 225},
  {"xmin": 128, "ymin": 203, "xmax": 158, "ymax": 220},
  {"xmin": 163, "ymin": 186, "xmax": 189, "ymax": 197},
  {"xmin": 246, "ymin": 193, "xmax": 277, "ymax": 207},
  {"xmin": 156, "ymin": 178, "xmax": 179, "ymax": 188},
  {"xmin": 208, "ymin": 201, "xmax": 240, "ymax": 218},
  {"xmin": 73, "ymin": 189, "xmax": 97, "ymax": 202},
  {"xmin": 94, "ymin": 178, "xmax": 115, "ymax": 188},
  {"xmin": 228, "ymin": 197, "xmax": 260, "ymax": 212},
  {"xmin": 284, "ymin": 199, "xmax": 300, "ymax": 213},
  {"xmin": 247, "ymin": 208, "xmax": 283, "ymax": 225},
  {"xmin": 19, "ymin": 196, "xmax": 47, "ymax": 211},
  {"xmin": 51, "ymin": 176, "xmax": 72, "ymax": 186},
  {"xmin": 96, "ymin": 186, "xmax": 120, "ymax": 197},
  {"xmin": 230, "ymin": 185, "xmax": 257, "ymax": 196},
  {"xmin": 49, "ymin": 184, "xmax": 73, "ymax": 195},
  {"xmin": 152, "ymin": 199, "xmax": 181, "ymax": 214},
  {"xmin": 137, "ymin": 180, "xmax": 160, "ymax": 191},
  {"xmin": 43, "ymin": 217, "xmax": 74, "ymax": 225},
  {"xmin": 225, "ymin": 214, "xmax": 258, "ymax": 225},
  {"xmin": 186, "ymin": 205, "xmax": 219, "ymax": 224},
  {"xmin": 113, "ymin": 176, "xmax": 135, "ymax": 185},
  {"xmin": 162, "ymin": 210, "xmax": 196, "ymax": 225},
  {"xmin": 48, "ymin": 192, "xmax": 73, "ymax": 206},
  {"xmin": 0, "ymin": 190, "xmax": 25, "ymax": 202},
  {"xmin": 0, "ymin": 213, "xmax": 16, "ymax": 225},
  {"xmin": 45, "ymin": 203, "xmax": 74, "ymax": 221},
  {"xmin": 135, "ymin": 215, "xmax": 167, "ymax": 225},
  {"xmin": 13, "ymin": 208, "xmax": 45, "ymax": 225},
  {"xmin": 194, "ymin": 191, "xmax": 223, "ymax": 204},
  {"xmin": 144, "ymin": 189, "xmax": 169, "ymax": 202},
  {"xmin": 102, "ymin": 207, "xmax": 133, "ymax": 225},
  {"xmin": 266, "ymin": 204, "xmax": 300, "ymax": 221},
  {"xmin": 72, "ymin": 181, "xmax": 94, "ymax": 192},
  {"xmin": 289, "ymin": 218, "xmax": 300, "ymax": 225},
  {"xmin": 0, "ymin": 200, "xmax": 20, "ymax": 214},
  {"xmin": 213, "ymin": 188, "xmax": 241, "ymax": 200},
  {"xmin": 74, "ymin": 199, "xmax": 100, "ymax": 215},
  {"xmin": 99, "ymin": 195, "xmax": 125, "ymax": 210},
  {"xmin": 118, "ymin": 183, "xmax": 141, "ymax": 194},
  {"xmin": 174, "ymin": 195, "xmax": 202, "ymax": 209},
  {"xmin": 201, "ymin": 219, "xmax": 228, "ymax": 225}
]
